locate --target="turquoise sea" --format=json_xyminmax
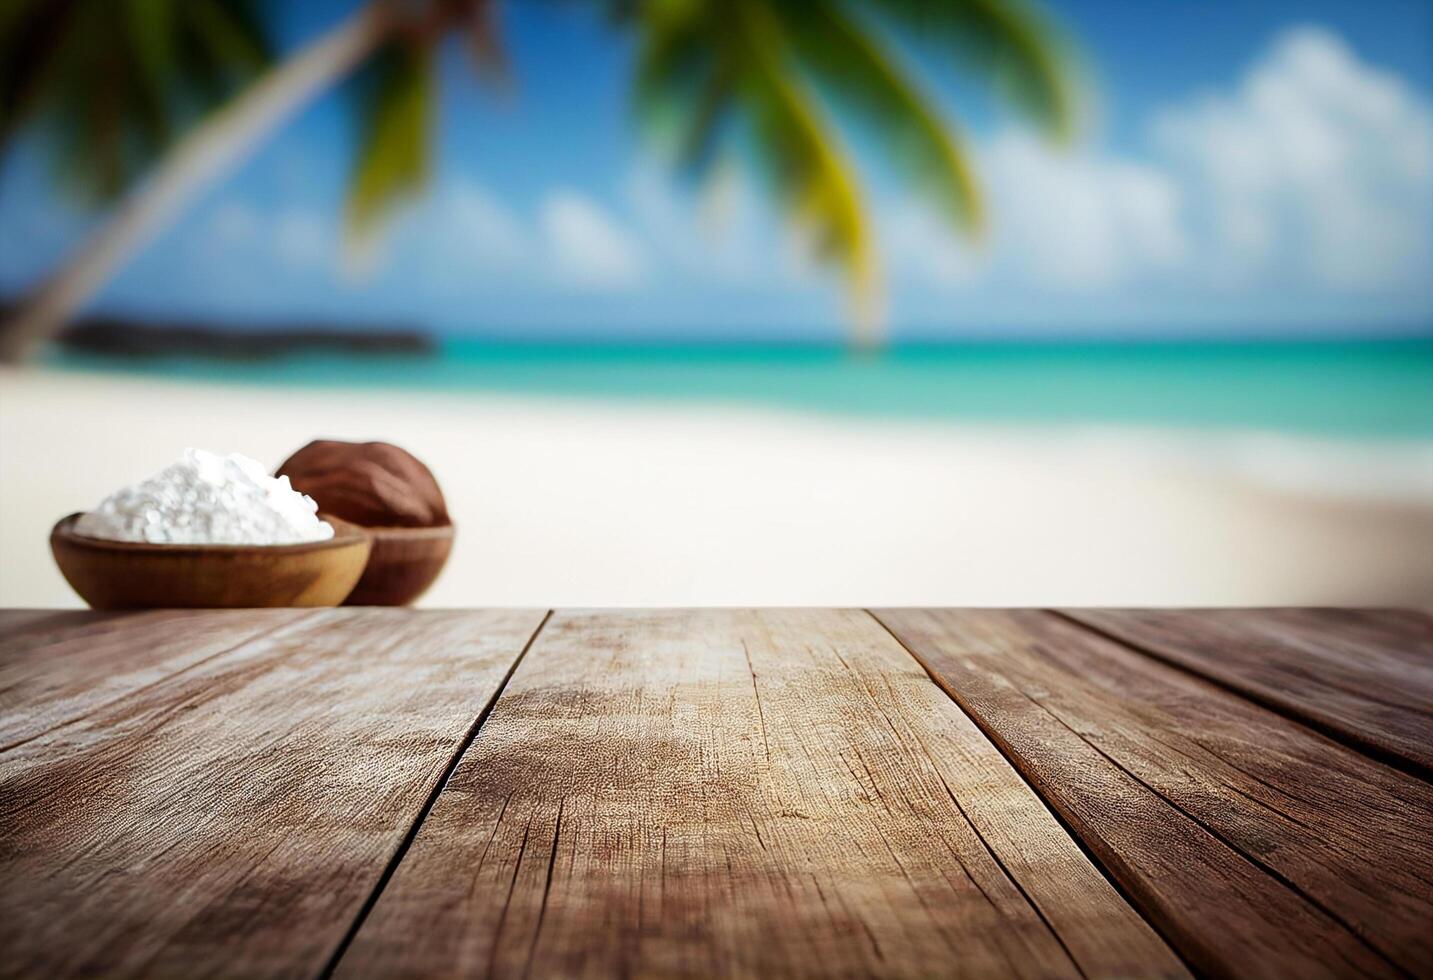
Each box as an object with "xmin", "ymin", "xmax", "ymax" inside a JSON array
[{"xmin": 52, "ymin": 337, "xmax": 1433, "ymax": 440}]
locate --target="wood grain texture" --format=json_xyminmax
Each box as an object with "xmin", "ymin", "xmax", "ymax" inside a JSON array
[
  {"xmin": 0, "ymin": 608, "xmax": 546, "ymax": 979},
  {"xmin": 0, "ymin": 608, "xmax": 311, "ymax": 750},
  {"xmin": 337, "ymin": 609, "xmax": 1185, "ymax": 979},
  {"xmin": 1067, "ymin": 608, "xmax": 1433, "ymax": 776},
  {"xmin": 876, "ymin": 608, "xmax": 1433, "ymax": 979}
]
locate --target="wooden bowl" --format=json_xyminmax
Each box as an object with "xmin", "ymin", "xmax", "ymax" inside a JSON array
[
  {"xmin": 50, "ymin": 513, "xmax": 372, "ymax": 609},
  {"xmin": 342, "ymin": 523, "xmax": 454, "ymax": 606}
]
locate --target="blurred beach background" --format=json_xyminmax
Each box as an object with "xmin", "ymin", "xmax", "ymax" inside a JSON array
[{"xmin": 2, "ymin": 0, "xmax": 1430, "ymax": 607}]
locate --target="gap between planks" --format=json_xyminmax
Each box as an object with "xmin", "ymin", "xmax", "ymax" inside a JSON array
[
  {"xmin": 320, "ymin": 609, "xmax": 554, "ymax": 979},
  {"xmin": 333, "ymin": 609, "xmax": 1185, "ymax": 979},
  {"xmin": 874, "ymin": 608, "xmax": 1432, "ymax": 978},
  {"xmin": 1, "ymin": 609, "xmax": 554, "ymax": 978},
  {"xmin": 1052, "ymin": 609, "xmax": 1433, "ymax": 784},
  {"xmin": 865, "ymin": 608, "xmax": 1203, "ymax": 979}
]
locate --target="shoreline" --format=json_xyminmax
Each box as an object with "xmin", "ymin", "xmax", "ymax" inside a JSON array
[
  {"xmin": 3, "ymin": 366, "xmax": 1431, "ymax": 608},
  {"xmin": 44, "ymin": 336, "xmax": 1433, "ymax": 442}
]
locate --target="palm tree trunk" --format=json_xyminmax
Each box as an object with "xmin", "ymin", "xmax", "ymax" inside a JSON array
[{"xmin": 0, "ymin": 1, "xmax": 392, "ymax": 363}]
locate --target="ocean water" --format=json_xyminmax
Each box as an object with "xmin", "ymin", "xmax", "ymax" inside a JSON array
[{"xmin": 51, "ymin": 337, "xmax": 1433, "ymax": 439}]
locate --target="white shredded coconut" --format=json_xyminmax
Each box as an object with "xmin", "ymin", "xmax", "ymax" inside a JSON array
[{"xmin": 75, "ymin": 448, "xmax": 334, "ymax": 545}]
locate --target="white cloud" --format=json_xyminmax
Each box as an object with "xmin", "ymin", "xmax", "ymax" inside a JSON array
[
  {"xmin": 114, "ymin": 24, "xmax": 1429, "ymax": 324},
  {"xmin": 989, "ymin": 136, "xmax": 1184, "ymax": 289},
  {"xmin": 884, "ymin": 25, "xmax": 1432, "ymax": 300},
  {"xmin": 625, "ymin": 164, "xmax": 766, "ymax": 282},
  {"xmin": 448, "ymin": 184, "xmax": 528, "ymax": 262},
  {"xmin": 193, "ymin": 180, "xmax": 648, "ymax": 296},
  {"xmin": 1153, "ymin": 25, "xmax": 1433, "ymax": 289},
  {"xmin": 881, "ymin": 202, "xmax": 983, "ymax": 286},
  {"xmin": 401, "ymin": 180, "xmax": 532, "ymax": 287},
  {"xmin": 540, "ymin": 190, "xmax": 646, "ymax": 288},
  {"xmin": 336, "ymin": 179, "xmax": 529, "ymax": 284},
  {"xmin": 200, "ymin": 200, "xmax": 331, "ymax": 272},
  {"xmin": 985, "ymin": 133, "xmax": 1184, "ymax": 288},
  {"xmin": 884, "ymin": 133, "xmax": 1185, "ymax": 291},
  {"xmin": 387, "ymin": 180, "xmax": 645, "ymax": 293}
]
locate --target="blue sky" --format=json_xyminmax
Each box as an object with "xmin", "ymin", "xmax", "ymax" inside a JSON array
[{"xmin": 2, "ymin": 0, "xmax": 1431, "ymax": 341}]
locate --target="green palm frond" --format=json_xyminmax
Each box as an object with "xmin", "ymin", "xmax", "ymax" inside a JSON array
[
  {"xmin": 635, "ymin": 1, "xmax": 875, "ymax": 309},
  {"xmin": 621, "ymin": 0, "xmax": 1076, "ymax": 343},
  {"xmin": 632, "ymin": 4, "xmax": 727, "ymax": 173},
  {"xmin": 0, "ymin": 0, "xmax": 1076, "ymax": 354},
  {"xmin": 776, "ymin": 0, "xmax": 984, "ymax": 235},
  {"xmin": 0, "ymin": 0, "xmax": 271, "ymax": 204},
  {"xmin": 733, "ymin": 3, "xmax": 874, "ymax": 306},
  {"xmin": 342, "ymin": 2, "xmax": 504, "ymax": 237},
  {"xmin": 346, "ymin": 40, "xmax": 435, "ymax": 237},
  {"xmin": 181, "ymin": 0, "xmax": 270, "ymax": 103},
  {"xmin": 873, "ymin": 0, "xmax": 1077, "ymax": 141},
  {"xmin": 0, "ymin": 0, "xmax": 72, "ymax": 144}
]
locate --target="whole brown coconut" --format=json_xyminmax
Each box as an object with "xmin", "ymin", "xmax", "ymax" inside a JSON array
[{"xmin": 277, "ymin": 440, "xmax": 449, "ymax": 528}]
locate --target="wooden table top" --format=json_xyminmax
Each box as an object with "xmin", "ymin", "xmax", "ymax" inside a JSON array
[{"xmin": 1, "ymin": 608, "xmax": 1430, "ymax": 979}]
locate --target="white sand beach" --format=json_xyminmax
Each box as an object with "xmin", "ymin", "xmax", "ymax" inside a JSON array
[{"xmin": 3, "ymin": 367, "xmax": 1431, "ymax": 608}]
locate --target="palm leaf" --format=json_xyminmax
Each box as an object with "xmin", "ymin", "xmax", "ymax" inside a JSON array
[
  {"xmin": 125, "ymin": 0, "xmax": 180, "ymax": 149},
  {"xmin": 731, "ymin": 1, "xmax": 880, "ymax": 337},
  {"xmin": 621, "ymin": 0, "xmax": 1076, "ymax": 344},
  {"xmin": 623, "ymin": 0, "xmax": 886, "ymax": 328},
  {"xmin": 343, "ymin": 3, "xmax": 507, "ymax": 237},
  {"xmin": 872, "ymin": 0, "xmax": 1077, "ymax": 140},
  {"xmin": 346, "ymin": 40, "xmax": 435, "ymax": 237},
  {"xmin": 632, "ymin": 6, "xmax": 726, "ymax": 172},
  {"xmin": 776, "ymin": 0, "xmax": 984, "ymax": 235},
  {"xmin": 0, "ymin": 0, "xmax": 74, "ymax": 145},
  {"xmin": 181, "ymin": 0, "xmax": 270, "ymax": 105},
  {"xmin": 0, "ymin": 0, "xmax": 272, "ymax": 204}
]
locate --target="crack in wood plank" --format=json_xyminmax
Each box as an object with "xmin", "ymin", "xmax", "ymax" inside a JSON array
[
  {"xmin": 1018, "ymin": 683, "xmax": 1403, "ymax": 977},
  {"xmin": 336, "ymin": 609, "xmax": 1183, "ymax": 979},
  {"xmin": 740, "ymin": 639, "xmax": 771, "ymax": 764},
  {"xmin": 321, "ymin": 610, "xmax": 553, "ymax": 979},
  {"xmin": 1058, "ymin": 609, "xmax": 1433, "ymax": 780},
  {"xmin": 870, "ymin": 608, "xmax": 1205, "ymax": 980},
  {"xmin": 1, "ymin": 608, "xmax": 550, "ymax": 979},
  {"xmin": 876, "ymin": 608, "xmax": 1433, "ymax": 979},
  {"xmin": 522, "ymin": 798, "xmax": 565, "ymax": 980}
]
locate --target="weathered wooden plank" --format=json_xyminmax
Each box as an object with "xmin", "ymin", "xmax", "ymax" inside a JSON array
[
  {"xmin": 1067, "ymin": 608, "xmax": 1433, "ymax": 775},
  {"xmin": 0, "ymin": 608, "xmax": 313, "ymax": 751},
  {"xmin": 337, "ymin": 609, "xmax": 1185, "ymax": 979},
  {"xmin": 0, "ymin": 607, "xmax": 547, "ymax": 979},
  {"xmin": 0, "ymin": 609, "xmax": 105, "ymax": 635},
  {"xmin": 876, "ymin": 608, "xmax": 1433, "ymax": 979}
]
